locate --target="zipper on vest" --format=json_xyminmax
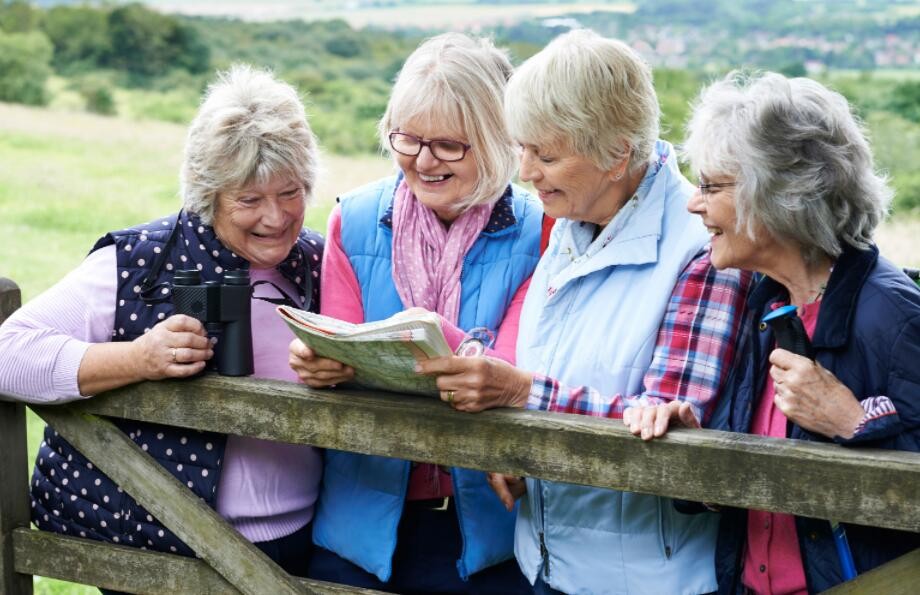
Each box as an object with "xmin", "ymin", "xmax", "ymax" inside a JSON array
[{"xmin": 540, "ymin": 531, "xmax": 550, "ymax": 578}]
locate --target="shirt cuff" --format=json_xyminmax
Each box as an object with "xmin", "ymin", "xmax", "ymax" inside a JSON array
[
  {"xmin": 836, "ymin": 396, "xmax": 900, "ymax": 444},
  {"xmin": 526, "ymin": 374, "xmax": 557, "ymax": 411},
  {"xmin": 53, "ymin": 338, "xmax": 93, "ymax": 399}
]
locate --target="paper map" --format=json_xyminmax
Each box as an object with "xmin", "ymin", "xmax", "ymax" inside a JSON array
[{"xmin": 277, "ymin": 306, "xmax": 452, "ymax": 396}]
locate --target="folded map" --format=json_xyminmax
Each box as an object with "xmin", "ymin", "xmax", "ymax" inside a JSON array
[{"xmin": 277, "ymin": 305, "xmax": 451, "ymax": 396}]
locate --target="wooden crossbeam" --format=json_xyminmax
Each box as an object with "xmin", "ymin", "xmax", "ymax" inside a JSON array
[
  {"xmin": 12, "ymin": 529, "xmax": 385, "ymax": 595},
  {"xmin": 67, "ymin": 375, "xmax": 920, "ymax": 533},
  {"xmin": 824, "ymin": 547, "xmax": 920, "ymax": 594},
  {"xmin": 30, "ymin": 406, "xmax": 307, "ymax": 595}
]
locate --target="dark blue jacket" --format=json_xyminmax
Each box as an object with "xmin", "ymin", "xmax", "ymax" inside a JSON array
[
  {"xmin": 31, "ymin": 211, "xmax": 322, "ymax": 554},
  {"xmin": 714, "ymin": 244, "xmax": 920, "ymax": 593}
]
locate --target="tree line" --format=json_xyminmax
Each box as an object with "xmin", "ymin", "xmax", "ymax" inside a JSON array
[{"xmin": 1, "ymin": 0, "xmax": 919, "ymax": 211}]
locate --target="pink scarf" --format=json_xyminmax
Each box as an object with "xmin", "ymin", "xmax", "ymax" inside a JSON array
[{"xmin": 391, "ymin": 180, "xmax": 493, "ymax": 324}]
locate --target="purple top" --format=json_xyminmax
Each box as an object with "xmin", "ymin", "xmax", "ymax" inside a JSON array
[{"xmin": 0, "ymin": 245, "xmax": 321, "ymax": 542}]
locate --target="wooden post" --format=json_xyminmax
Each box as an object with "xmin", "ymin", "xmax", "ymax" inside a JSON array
[{"xmin": 0, "ymin": 278, "xmax": 33, "ymax": 595}]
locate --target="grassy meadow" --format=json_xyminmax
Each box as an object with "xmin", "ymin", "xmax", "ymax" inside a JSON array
[{"xmin": 3, "ymin": 97, "xmax": 920, "ymax": 593}]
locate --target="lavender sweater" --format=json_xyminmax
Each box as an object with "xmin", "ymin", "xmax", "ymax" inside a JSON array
[{"xmin": 0, "ymin": 245, "xmax": 321, "ymax": 542}]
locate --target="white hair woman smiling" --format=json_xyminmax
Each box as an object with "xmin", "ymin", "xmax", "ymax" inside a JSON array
[
  {"xmin": 684, "ymin": 71, "xmax": 889, "ymax": 266},
  {"xmin": 633, "ymin": 71, "xmax": 920, "ymax": 594},
  {"xmin": 182, "ymin": 64, "xmax": 320, "ymax": 226},
  {"xmin": 416, "ymin": 28, "xmax": 752, "ymax": 595},
  {"xmin": 0, "ymin": 64, "xmax": 326, "ymax": 583},
  {"xmin": 289, "ymin": 32, "xmax": 542, "ymax": 593}
]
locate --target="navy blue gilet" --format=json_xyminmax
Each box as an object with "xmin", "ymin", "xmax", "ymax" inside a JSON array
[{"xmin": 30, "ymin": 210, "xmax": 323, "ymax": 554}]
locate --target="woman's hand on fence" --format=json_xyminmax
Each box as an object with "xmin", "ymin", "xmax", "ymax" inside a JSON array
[
  {"xmin": 134, "ymin": 314, "xmax": 212, "ymax": 380},
  {"xmin": 487, "ymin": 472, "xmax": 527, "ymax": 511},
  {"xmin": 623, "ymin": 400, "xmax": 700, "ymax": 441},
  {"xmin": 288, "ymin": 339, "xmax": 354, "ymax": 387},
  {"xmin": 415, "ymin": 355, "xmax": 533, "ymax": 412},
  {"xmin": 769, "ymin": 348, "xmax": 864, "ymax": 439}
]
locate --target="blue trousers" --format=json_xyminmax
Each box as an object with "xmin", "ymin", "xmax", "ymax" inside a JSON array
[{"xmin": 308, "ymin": 499, "xmax": 533, "ymax": 594}]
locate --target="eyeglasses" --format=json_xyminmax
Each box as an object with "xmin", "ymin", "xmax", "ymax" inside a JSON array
[
  {"xmin": 389, "ymin": 131, "xmax": 471, "ymax": 162},
  {"xmin": 698, "ymin": 181, "xmax": 737, "ymax": 197}
]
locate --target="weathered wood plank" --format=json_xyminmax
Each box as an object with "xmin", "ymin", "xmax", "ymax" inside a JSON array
[
  {"xmin": 0, "ymin": 403, "xmax": 33, "ymax": 595},
  {"xmin": 0, "ymin": 277, "xmax": 21, "ymax": 325},
  {"xmin": 823, "ymin": 547, "xmax": 920, "ymax": 594},
  {"xmin": 12, "ymin": 528, "xmax": 387, "ymax": 594},
  {"xmin": 0, "ymin": 279, "xmax": 31, "ymax": 595},
  {"xmin": 29, "ymin": 406, "xmax": 307, "ymax": 595},
  {"xmin": 69, "ymin": 375, "xmax": 920, "ymax": 533}
]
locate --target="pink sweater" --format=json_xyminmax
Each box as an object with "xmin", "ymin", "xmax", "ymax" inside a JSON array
[{"xmin": 0, "ymin": 245, "xmax": 321, "ymax": 543}]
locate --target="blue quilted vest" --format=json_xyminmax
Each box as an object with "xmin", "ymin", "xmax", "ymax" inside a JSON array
[
  {"xmin": 311, "ymin": 176, "xmax": 542, "ymax": 581},
  {"xmin": 31, "ymin": 211, "xmax": 323, "ymax": 554}
]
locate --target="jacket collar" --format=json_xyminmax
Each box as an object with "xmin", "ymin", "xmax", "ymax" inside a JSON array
[
  {"xmin": 748, "ymin": 243, "xmax": 879, "ymax": 349},
  {"xmin": 548, "ymin": 141, "xmax": 677, "ymax": 284}
]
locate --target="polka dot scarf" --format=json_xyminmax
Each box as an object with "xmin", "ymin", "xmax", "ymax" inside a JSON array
[{"xmin": 391, "ymin": 180, "xmax": 493, "ymax": 324}]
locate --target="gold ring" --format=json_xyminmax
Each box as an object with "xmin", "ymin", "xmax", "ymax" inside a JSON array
[
  {"xmin": 447, "ymin": 390, "xmax": 455, "ymax": 404},
  {"xmin": 171, "ymin": 348, "xmax": 178, "ymax": 363}
]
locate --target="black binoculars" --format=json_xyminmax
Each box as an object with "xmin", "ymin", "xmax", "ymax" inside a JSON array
[{"xmin": 171, "ymin": 269, "xmax": 253, "ymax": 376}]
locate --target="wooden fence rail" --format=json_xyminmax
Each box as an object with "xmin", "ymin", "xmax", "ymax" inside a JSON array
[{"xmin": 1, "ymin": 276, "xmax": 919, "ymax": 594}]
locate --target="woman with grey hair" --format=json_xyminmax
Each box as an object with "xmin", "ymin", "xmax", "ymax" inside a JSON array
[
  {"xmin": 288, "ymin": 32, "xmax": 540, "ymax": 593},
  {"xmin": 0, "ymin": 64, "xmax": 324, "ymax": 578},
  {"xmin": 628, "ymin": 71, "xmax": 920, "ymax": 593},
  {"xmin": 417, "ymin": 29, "xmax": 751, "ymax": 594}
]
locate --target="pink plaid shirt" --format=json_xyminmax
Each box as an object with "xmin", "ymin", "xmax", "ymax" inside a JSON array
[{"xmin": 527, "ymin": 251, "xmax": 752, "ymax": 421}]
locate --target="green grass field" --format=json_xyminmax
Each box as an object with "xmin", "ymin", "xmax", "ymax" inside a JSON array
[{"xmin": 3, "ymin": 98, "xmax": 919, "ymax": 593}]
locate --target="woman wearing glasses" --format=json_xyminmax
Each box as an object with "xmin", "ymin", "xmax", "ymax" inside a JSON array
[
  {"xmin": 288, "ymin": 33, "xmax": 540, "ymax": 593},
  {"xmin": 415, "ymin": 30, "xmax": 751, "ymax": 594},
  {"xmin": 627, "ymin": 72, "xmax": 920, "ymax": 593}
]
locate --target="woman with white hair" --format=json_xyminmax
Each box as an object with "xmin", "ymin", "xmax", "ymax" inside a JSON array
[
  {"xmin": 0, "ymin": 65, "xmax": 324, "ymax": 578},
  {"xmin": 288, "ymin": 33, "xmax": 541, "ymax": 593},
  {"xmin": 629, "ymin": 71, "xmax": 920, "ymax": 593},
  {"xmin": 417, "ymin": 29, "xmax": 751, "ymax": 594}
]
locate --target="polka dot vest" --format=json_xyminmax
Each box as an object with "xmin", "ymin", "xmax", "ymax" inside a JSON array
[{"xmin": 30, "ymin": 210, "xmax": 323, "ymax": 556}]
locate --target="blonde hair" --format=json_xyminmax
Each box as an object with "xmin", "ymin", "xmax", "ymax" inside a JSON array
[
  {"xmin": 181, "ymin": 64, "xmax": 320, "ymax": 224},
  {"xmin": 378, "ymin": 33, "xmax": 517, "ymax": 210},
  {"xmin": 505, "ymin": 29, "xmax": 659, "ymax": 173}
]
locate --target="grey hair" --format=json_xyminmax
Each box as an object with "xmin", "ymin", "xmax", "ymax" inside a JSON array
[
  {"xmin": 505, "ymin": 29, "xmax": 660, "ymax": 173},
  {"xmin": 683, "ymin": 71, "xmax": 891, "ymax": 264},
  {"xmin": 180, "ymin": 64, "xmax": 320, "ymax": 225},
  {"xmin": 378, "ymin": 32, "xmax": 517, "ymax": 210}
]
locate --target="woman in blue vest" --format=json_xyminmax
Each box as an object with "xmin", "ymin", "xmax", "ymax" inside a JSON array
[
  {"xmin": 0, "ymin": 65, "xmax": 324, "ymax": 581},
  {"xmin": 417, "ymin": 30, "xmax": 752, "ymax": 594},
  {"xmin": 288, "ymin": 33, "xmax": 541, "ymax": 593},
  {"xmin": 628, "ymin": 72, "xmax": 920, "ymax": 593}
]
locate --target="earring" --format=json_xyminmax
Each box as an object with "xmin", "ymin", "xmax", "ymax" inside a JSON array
[{"xmin": 613, "ymin": 170, "xmax": 624, "ymax": 182}]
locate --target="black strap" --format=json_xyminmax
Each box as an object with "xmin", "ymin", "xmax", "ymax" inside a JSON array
[
  {"xmin": 139, "ymin": 212, "xmax": 184, "ymax": 304},
  {"xmin": 251, "ymin": 280, "xmax": 301, "ymax": 309}
]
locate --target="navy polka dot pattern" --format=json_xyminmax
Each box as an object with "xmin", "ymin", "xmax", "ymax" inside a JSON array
[
  {"xmin": 30, "ymin": 210, "xmax": 324, "ymax": 556},
  {"xmin": 380, "ymin": 184, "xmax": 517, "ymax": 235}
]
